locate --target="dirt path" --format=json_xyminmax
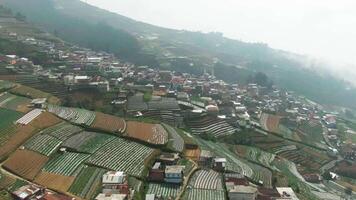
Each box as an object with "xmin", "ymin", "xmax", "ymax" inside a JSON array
[{"xmin": 175, "ymin": 159, "xmax": 198, "ymax": 200}]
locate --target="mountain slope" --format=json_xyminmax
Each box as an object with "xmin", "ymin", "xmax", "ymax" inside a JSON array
[{"xmin": 1, "ymin": 0, "xmax": 356, "ymax": 108}]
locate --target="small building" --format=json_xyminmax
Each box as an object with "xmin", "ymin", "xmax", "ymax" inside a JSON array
[
  {"xmin": 158, "ymin": 153, "xmax": 180, "ymax": 165},
  {"xmin": 213, "ymin": 158, "xmax": 227, "ymax": 172},
  {"xmin": 102, "ymin": 171, "xmax": 129, "ymax": 195},
  {"xmin": 31, "ymin": 98, "xmax": 47, "ymax": 108},
  {"xmin": 11, "ymin": 184, "xmax": 45, "ymax": 200},
  {"xmin": 198, "ymin": 150, "xmax": 213, "ymax": 167},
  {"xmin": 303, "ymin": 174, "xmax": 322, "ymax": 183},
  {"xmin": 95, "ymin": 193, "xmax": 127, "ymax": 200},
  {"xmin": 276, "ymin": 187, "xmax": 299, "ymax": 200},
  {"xmin": 149, "ymin": 162, "xmax": 165, "ymax": 182},
  {"xmin": 225, "ymin": 173, "xmax": 249, "ymax": 186},
  {"xmin": 228, "ymin": 185, "xmax": 258, "ymax": 200},
  {"xmin": 164, "ymin": 165, "xmax": 184, "ymax": 184}
]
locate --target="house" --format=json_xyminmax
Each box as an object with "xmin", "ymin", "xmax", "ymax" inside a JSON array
[
  {"xmin": 276, "ymin": 187, "xmax": 299, "ymax": 200},
  {"xmin": 158, "ymin": 153, "xmax": 180, "ymax": 165},
  {"xmin": 102, "ymin": 171, "xmax": 129, "ymax": 195},
  {"xmin": 95, "ymin": 193, "xmax": 127, "ymax": 200},
  {"xmin": 225, "ymin": 173, "xmax": 249, "ymax": 186},
  {"xmin": 257, "ymin": 187, "xmax": 281, "ymax": 200},
  {"xmin": 213, "ymin": 158, "xmax": 227, "ymax": 171},
  {"xmin": 31, "ymin": 98, "xmax": 47, "ymax": 108},
  {"xmin": 198, "ymin": 150, "xmax": 213, "ymax": 167},
  {"xmin": 228, "ymin": 185, "xmax": 258, "ymax": 200},
  {"xmin": 11, "ymin": 184, "xmax": 45, "ymax": 200},
  {"xmin": 164, "ymin": 165, "xmax": 184, "ymax": 184},
  {"xmin": 149, "ymin": 162, "xmax": 165, "ymax": 182},
  {"xmin": 303, "ymin": 173, "xmax": 322, "ymax": 183}
]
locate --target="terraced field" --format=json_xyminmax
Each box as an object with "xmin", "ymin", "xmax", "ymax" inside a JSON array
[
  {"xmin": 0, "ymin": 80, "xmax": 14, "ymax": 91},
  {"xmin": 0, "ymin": 92, "xmax": 31, "ymax": 113},
  {"xmin": 147, "ymin": 183, "xmax": 182, "ymax": 199},
  {"xmin": 125, "ymin": 121, "xmax": 168, "ymax": 145},
  {"xmin": 48, "ymin": 105, "xmax": 96, "ymax": 126},
  {"xmin": 68, "ymin": 165, "xmax": 106, "ymax": 199},
  {"xmin": 184, "ymin": 169, "xmax": 225, "ymax": 200},
  {"xmin": 87, "ymin": 137, "xmax": 156, "ymax": 177},
  {"xmin": 0, "ymin": 112, "xmax": 60, "ymax": 159},
  {"xmin": 42, "ymin": 152, "xmax": 90, "ymax": 176},
  {"xmin": 260, "ymin": 113, "xmax": 281, "ymax": 133},
  {"xmin": 186, "ymin": 116, "xmax": 236, "ymax": 137},
  {"xmin": 24, "ymin": 134, "xmax": 62, "ymax": 156},
  {"xmin": 235, "ymin": 145, "xmax": 277, "ymax": 170},
  {"xmin": 45, "ymin": 122, "xmax": 83, "ymax": 141},
  {"xmin": 62, "ymin": 131, "xmax": 115, "ymax": 153},
  {"xmin": 189, "ymin": 169, "xmax": 223, "ymax": 190},
  {"xmin": 91, "ymin": 112, "xmax": 126, "ymax": 134},
  {"xmin": 183, "ymin": 188, "xmax": 225, "ymax": 200},
  {"xmin": 3, "ymin": 149, "xmax": 49, "ymax": 180},
  {"xmin": 0, "ymin": 107, "xmax": 23, "ymax": 127},
  {"xmin": 162, "ymin": 123, "xmax": 184, "ymax": 152},
  {"xmin": 195, "ymin": 138, "xmax": 272, "ymax": 188},
  {"xmin": 35, "ymin": 172, "xmax": 75, "ymax": 193},
  {"xmin": 10, "ymin": 84, "xmax": 60, "ymax": 104}
]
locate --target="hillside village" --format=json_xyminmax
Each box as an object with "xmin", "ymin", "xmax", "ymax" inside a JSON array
[{"xmin": 0, "ymin": 7, "xmax": 355, "ymax": 200}]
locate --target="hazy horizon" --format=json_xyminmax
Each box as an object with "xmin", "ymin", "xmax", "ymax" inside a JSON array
[{"xmin": 83, "ymin": 0, "xmax": 356, "ymax": 79}]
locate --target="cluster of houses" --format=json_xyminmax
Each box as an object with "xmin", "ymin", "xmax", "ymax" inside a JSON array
[
  {"xmin": 95, "ymin": 171, "xmax": 130, "ymax": 200},
  {"xmin": 148, "ymin": 153, "xmax": 185, "ymax": 185},
  {"xmin": 11, "ymin": 184, "xmax": 72, "ymax": 200}
]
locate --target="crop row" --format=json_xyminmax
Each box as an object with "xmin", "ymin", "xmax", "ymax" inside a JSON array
[
  {"xmin": 87, "ymin": 138, "xmax": 155, "ymax": 177},
  {"xmin": 68, "ymin": 165, "xmax": 106, "ymax": 199},
  {"xmin": 183, "ymin": 188, "xmax": 225, "ymax": 200},
  {"xmin": 147, "ymin": 183, "xmax": 181, "ymax": 199},
  {"xmin": 24, "ymin": 134, "xmax": 62, "ymax": 156},
  {"xmin": 44, "ymin": 122, "xmax": 83, "ymax": 141},
  {"xmin": 48, "ymin": 105, "xmax": 96, "ymax": 126},
  {"xmin": 62, "ymin": 131, "xmax": 115, "ymax": 153},
  {"xmin": 42, "ymin": 152, "xmax": 90, "ymax": 176},
  {"xmin": 189, "ymin": 169, "xmax": 223, "ymax": 190}
]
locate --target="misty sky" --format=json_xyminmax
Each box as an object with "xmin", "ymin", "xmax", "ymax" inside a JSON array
[{"xmin": 84, "ymin": 0, "xmax": 356, "ymax": 67}]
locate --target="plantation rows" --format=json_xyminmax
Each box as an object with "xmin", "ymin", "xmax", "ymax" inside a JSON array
[
  {"xmin": 189, "ymin": 170, "xmax": 223, "ymax": 190},
  {"xmin": 162, "ymin": 123, "xmax": 184, "ymax": 152},
  {"xmin": 244, "ymin": 146, "xmax": 277, "ymax": 170},
  {"xmin": 147, "ymin": 183, "xmax": 181, "ymax": 199},
  {"xmin": 127, "ymin": 93, "xmax": 148, "ymax": 111},
  {"xmin": 43, "ymin": 152, "xmax": 90, "ymax": 176},
  {"xmin": 44, "ymin": 122, "xmax": 83, "ymax": 141},
  {"xmin": 87, "ymin": 138, "xmax": 155, "ymax": 177},
  {"xmin": 271, "ymin": 145, "xmax": 297, "ymax": 154},
  {"xmin": 48, "ymin": 105, "xmax": 96, "ymax": 126},
  {"xmin": 186, "ymin": 116, "xmax": 236, "ymax": 137},
  {"xmin": 0, "ymin": 80, "xmax": 14, "ymax": 91},
  {"xmin": 62, "ymin": 131, "xmax": 115, "ymax": 153},
  {"xmin": 0, "ymin": 124, "xmax": 18, "ymax": 146},
  {"xmin": 24, "ymin": 134, "xmax": 62, "ymax": 156},
  {"xmin": 0, "ymin": 92, "xmax": 30, "ymax": 112},
  {"xmin": 183, "ymin": 188, "xmax": 225, "ymax": 200},
  {"xmin": 68, "ymin": 166, "xmax": 106, "ymax": 199}
]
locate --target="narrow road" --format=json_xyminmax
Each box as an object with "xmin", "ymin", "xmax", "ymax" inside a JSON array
[{"xmin": 175, "ymin": 160, "xmax": 198, "ymax": 200}]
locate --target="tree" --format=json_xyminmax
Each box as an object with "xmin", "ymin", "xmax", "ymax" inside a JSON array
[
  {"xmin": 15, "ymin": 12, "xmax": 26, "ymax": 21},
  {"xmin": 322, "ymin": 171, "xmax": 332, "ymax": 181}
]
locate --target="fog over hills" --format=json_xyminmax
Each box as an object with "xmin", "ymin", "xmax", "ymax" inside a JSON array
[{"xmin": 84, "ymin": 0, "xmax": 356, "ymax": 83}]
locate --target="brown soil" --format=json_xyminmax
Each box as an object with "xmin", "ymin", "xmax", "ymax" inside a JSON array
[{"xmin": 3, "ymin": 149, "xmax": 49, "ymax": 180}]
